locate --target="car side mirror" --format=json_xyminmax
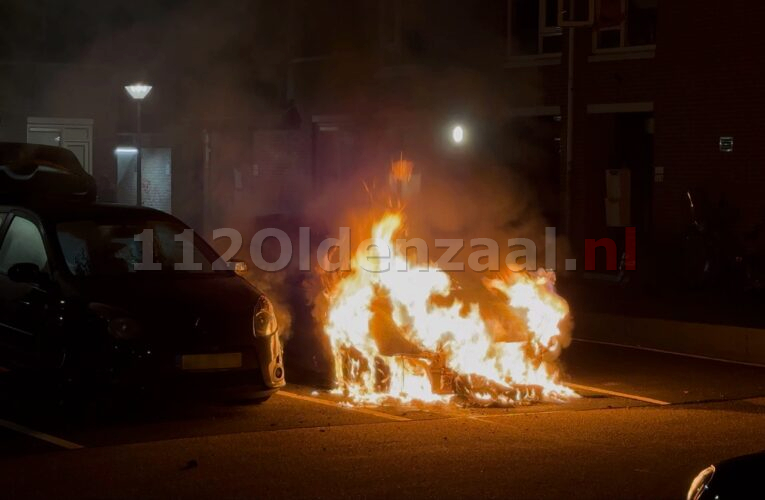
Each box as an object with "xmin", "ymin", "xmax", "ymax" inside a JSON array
[
  {"xmin": 212, "ymin": 259, "xmax": 248, "ymax": 274},
  {"xmin": 8, "ymin": 262, "xmax": 43, "ymax": 284},
  {"xmin": 227, "ymin": 260, "xmax": 248, "ymax": 274}
]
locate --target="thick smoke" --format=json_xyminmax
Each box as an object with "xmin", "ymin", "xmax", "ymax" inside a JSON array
[
  {"xmin": 285, "ymin": 61, "xmax": 574, "ymax": 384},
  {"xmin": 14, "ymin": 1, "xmax": 572, "ymax": 385}
]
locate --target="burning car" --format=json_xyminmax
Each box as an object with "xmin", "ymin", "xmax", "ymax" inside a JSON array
[
  {"xmin": 0, "ymin": 143, "xmax": 285, "ymax": 402},
  {"xmin": 320, "ymin": 211, "xmax": 575, "ymax": 407}
]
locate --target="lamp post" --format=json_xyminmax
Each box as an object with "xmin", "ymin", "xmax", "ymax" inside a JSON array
[{"xmin": 124, "ymin": 83, "xmax": 152, "ymax": 206}]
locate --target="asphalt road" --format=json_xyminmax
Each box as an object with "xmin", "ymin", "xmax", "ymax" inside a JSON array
[{"xmin": 3, "ymin": 340, "xmax": 765, "ymax": 499}]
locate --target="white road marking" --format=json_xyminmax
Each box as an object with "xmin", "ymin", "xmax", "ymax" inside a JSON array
[
  {"xmin": 464, "ymin": 416, "xmax": 497, "ymax": 425},
  {"xmin": 416, "ymin": 406, "xmax": 497, "ymax": 424},
  {"xmin": 476, "ymin": 409, "xmax": 568, "ymax": 420},
  {"xmin": 0, "ymin": 419, "xmax": 84, "ymax": 450},
  {"xmin": 574, "ymin": 338, "xmax": 765, "ymax": 368},
  {"xmin": 275, "ymin": 391, "xmax": 411, "ymax": 422},
  {"xmin": 566, "ymin": 383, "xmax": 670, "ymax": 406}
]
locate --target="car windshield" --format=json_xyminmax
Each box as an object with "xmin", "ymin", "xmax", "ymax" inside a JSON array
[{"xmin": 56, "ymin": 219, "xmax": 221, "ymax": 277}]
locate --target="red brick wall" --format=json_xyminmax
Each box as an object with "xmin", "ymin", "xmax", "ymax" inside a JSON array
[
  {"xmin": 653, "ymin": 0, "xmax": 765, "ymax": 235},
  {"xmin": 514, "ymin": 0, "xmax": 765, "ymax": 248},
  {"xmin": 569, "ymin": 31, "xmax": 656, "ymax": 246}
]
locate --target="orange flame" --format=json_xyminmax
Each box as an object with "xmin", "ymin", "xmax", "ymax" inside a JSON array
[
  {"xmin": 390, "ymin": 158, "xmax": 414, "ymax": 183},
  {"xmin": 322, "ymin": 211, "xmax": 575, "ymax": 406}
]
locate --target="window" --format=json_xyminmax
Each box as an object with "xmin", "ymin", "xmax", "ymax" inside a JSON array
[
  {"xmin": 594, "ymin": 0, "xmax": 657, "ymax": 50},
  {"xmin": 57, "ymin": 220, "xmax": 217, "ymax": 277},
  {"xmin": 0, "ymin": 216, "xmax": 48, "ymax": 274},
  {"xmin": 380, "ymin": 0, "xmax": 401, "ymax": 54},
  {"xmin": 509, "ymin": 0, "xmax": 562, "ymax": 56},
  {"xmin": 300, "ymin": 0, "xmax": 367, "ymax": 57}
]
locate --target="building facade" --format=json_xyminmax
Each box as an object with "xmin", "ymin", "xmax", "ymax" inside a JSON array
[
  {"xmin": 4, "ymin": 0, "xmax": 764, "ymax": 275},
  {"xmin": 0, "ymin": 0, "xmax": 289, "ymax": 234},
  {"xmin": 285, "ymin": 0, "xmax": 765, "ymax": 274}
]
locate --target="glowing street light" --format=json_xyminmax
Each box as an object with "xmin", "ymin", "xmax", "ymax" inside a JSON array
[
  {"xmin": 124, "ymin": 84, "xmax": 152, "ymax": 100},
  {"xmin": 451, "ymin": 124, "xmax": 465, "ymax": 145},
  {"xmin": 124, "ymin": 83, "xmax": 153, "ymax": 206}
]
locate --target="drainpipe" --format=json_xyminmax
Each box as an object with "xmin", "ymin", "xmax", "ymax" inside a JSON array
[
  {"xmin": 203, "ymin": 129, "xmax": 211, "ymax": 236},
  {"xmin": 564, "ymin": 27, "xmax": 575, "ymax": 237}
]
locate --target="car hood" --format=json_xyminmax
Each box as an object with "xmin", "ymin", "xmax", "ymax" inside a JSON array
[
  {"xmin": 74, "ymin": 274, "xmax": 264, "ymax": 348},
  {"xmin": 707, "ymin": 450, "xmax": 765, "ymax": 495}
]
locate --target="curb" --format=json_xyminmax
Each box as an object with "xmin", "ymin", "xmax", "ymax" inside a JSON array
[{"xmin": 575, "ymin": 312, "xmax": 765, "ymax": 365}]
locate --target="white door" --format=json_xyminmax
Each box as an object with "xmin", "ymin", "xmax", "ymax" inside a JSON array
[{"xmin": 27, "ymin": 117, "xmax": 93, "ymax": 174}]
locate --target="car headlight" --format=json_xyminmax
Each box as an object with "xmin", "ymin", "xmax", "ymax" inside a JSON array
[
  {"xmin": 253, "ymin": 296, "xmax": 278, "ymax": 337},
  {"xmin": 687, "ymin": 465, "xmax": 715, "ymax": 500},
  {"xmin": 89, "ymin": 303, "xmax": 142, "ymax": 340},
  {"xmin": 108, "ymin": 317, "xmax": 142, "ymax": 340}
]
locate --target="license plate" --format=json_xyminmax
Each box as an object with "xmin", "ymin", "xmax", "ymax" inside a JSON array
[{"xmin": 180, "ymin": 353, "xmax": 242, "ymax": 371}]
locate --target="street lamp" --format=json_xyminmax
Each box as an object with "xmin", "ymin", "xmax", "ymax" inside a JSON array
[
  {"xmin": 451, "ymin": 124, "xmax": 465, "ymax": 145},
  {"xmin": 124, "ymin": 83, "xmax": 152, "ymax": 206}
]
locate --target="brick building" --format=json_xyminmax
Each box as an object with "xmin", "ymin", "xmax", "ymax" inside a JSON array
[
  {"xmin": 284, "ymin": 0, "xmax": 765, "ymax": 274},
  {"xmin": 4, "ymin": 0, "xmax": 764, "ymax": 271},
  {"xmin": 509, "ymin": 0, "xmax": 765, "ymax": 269}
]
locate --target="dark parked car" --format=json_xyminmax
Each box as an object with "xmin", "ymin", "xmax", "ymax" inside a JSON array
[
  {"xmin": 0, "ymin": 143, "xmax": 285, "ymax": 402},
  {"xmin": 687, "ymin": 451, "xmax": 765, "ymax": 500}
]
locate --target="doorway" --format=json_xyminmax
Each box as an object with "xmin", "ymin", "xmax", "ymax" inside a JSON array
[{"xmin": 27, "ymin": 117, "xmax": 93, "ymax": 173}]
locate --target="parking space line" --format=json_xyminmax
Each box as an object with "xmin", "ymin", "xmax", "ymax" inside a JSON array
[
  {"xmin": 0, "ymin": 419, "xmax": 84, "ymax": 450},
  {"xmin": 465, "ymin": 416, "xmax": 497, "ymax": 424},
  {"xmin": 275, "ymin": 391, "xmax": 411, "ymax": 422},
  {"xmin": 574, "ymin": 338, "xmax": 765, "ymax": 368},
  {"xmin": 566, "ymin": 383, "xmax": 670, "ymax": 406}
]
